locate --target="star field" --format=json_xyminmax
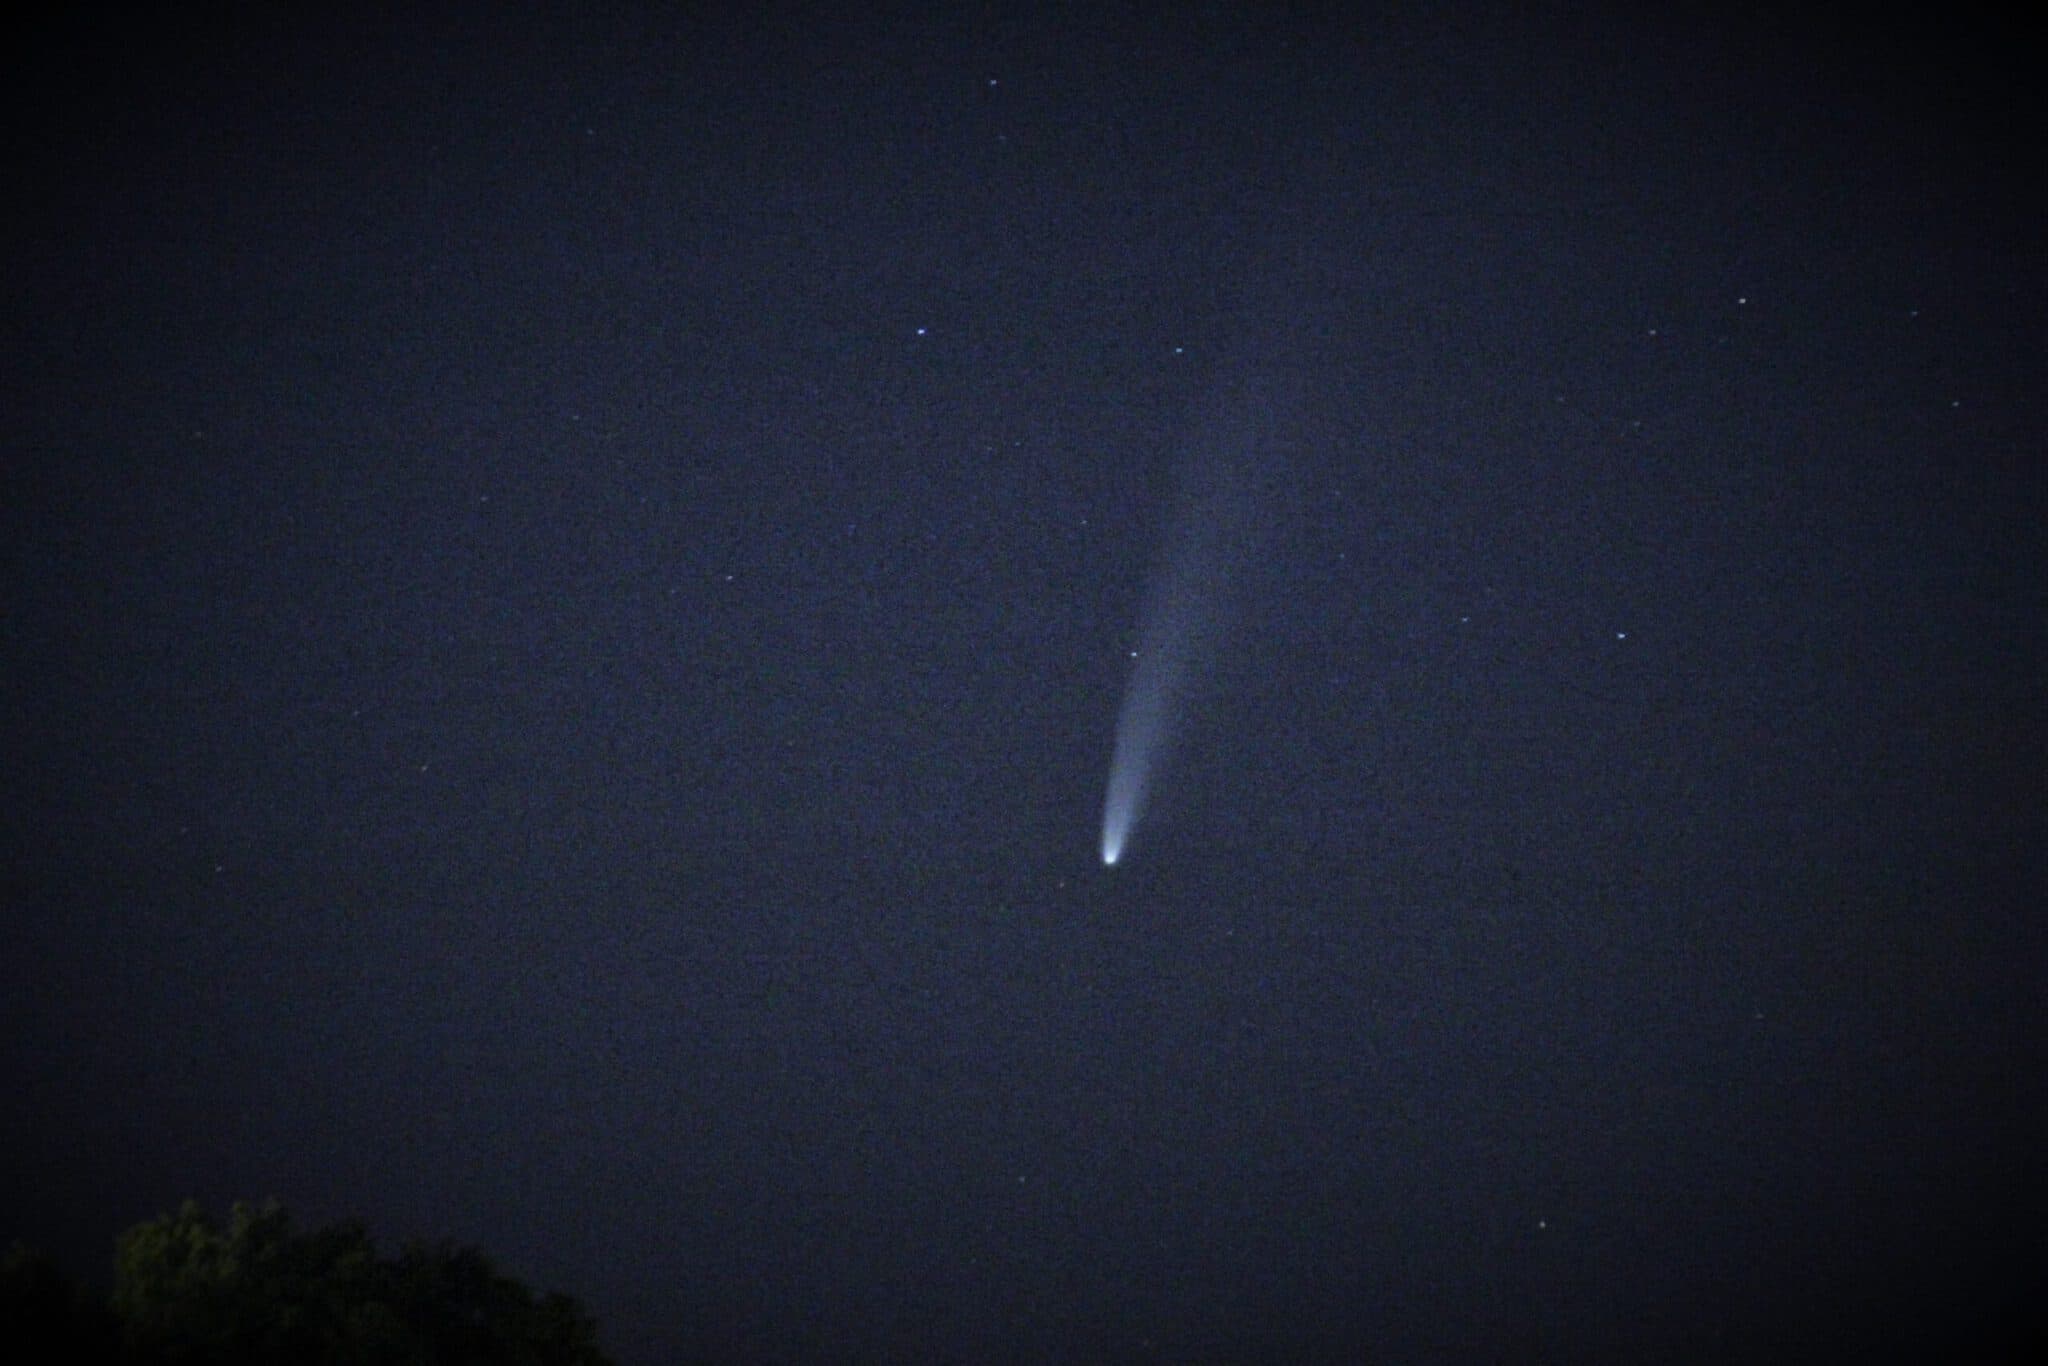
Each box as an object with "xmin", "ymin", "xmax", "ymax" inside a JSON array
[{"xmin": 4, "ymin": 5, "xmax": 2043, "ymax": 1362}]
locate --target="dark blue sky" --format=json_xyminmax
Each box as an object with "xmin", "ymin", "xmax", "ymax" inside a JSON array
[{"xmin": 6, "ymin": 4, "xmax": 2042, "ymax": 1361}]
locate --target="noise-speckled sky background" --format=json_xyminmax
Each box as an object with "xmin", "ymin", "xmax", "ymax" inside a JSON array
[{"xmin": 6, "ymin": 4, "xmax": 2042, "ymax": 1360}]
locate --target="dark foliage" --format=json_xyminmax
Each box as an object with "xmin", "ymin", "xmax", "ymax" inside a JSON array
[{"xmin": 5, "ymin": 1202, "xmax": 609, "ymax": 1365}]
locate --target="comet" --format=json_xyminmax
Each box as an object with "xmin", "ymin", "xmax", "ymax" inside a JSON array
[{"xmin": 1099, "ymin": 380, "xmax": 1278, "ymax": 866}]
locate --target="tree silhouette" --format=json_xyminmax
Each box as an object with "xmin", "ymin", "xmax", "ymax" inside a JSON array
[
  {"xmin": 6, "ymin": 1200, "xmax": 610, "ymax": 1365},
  {"xmin": 3, "ymin": 1241, "xmax": 120, "ymax": 1359}
]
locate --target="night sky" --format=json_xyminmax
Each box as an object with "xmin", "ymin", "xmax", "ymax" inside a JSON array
[{"xmin": 5, "ymin": 4, "xmax": 2043, "ymax": 1361}]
